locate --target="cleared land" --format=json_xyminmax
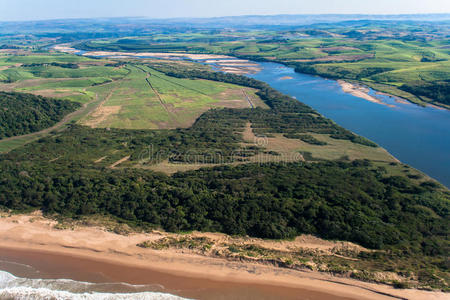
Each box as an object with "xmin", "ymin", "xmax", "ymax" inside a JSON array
[{"xmin": 81, "ymin": 64, "xmax": 264, "ymax": 129}]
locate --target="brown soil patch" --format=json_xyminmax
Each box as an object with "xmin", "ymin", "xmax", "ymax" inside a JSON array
[
  {"xmin": 144, "ymin": 160, "xmax": 220, "ymax": 174},
  {"xmin": 83, "ymin": 105, "xmax": 121, "ymax": 127},
  {"xmin": 214, "ymin": 88, "xmax": 251, "ymax": 108},
  {"xmin": 82, "ymin": 89, "xmax": 120, "ymax": 127}
]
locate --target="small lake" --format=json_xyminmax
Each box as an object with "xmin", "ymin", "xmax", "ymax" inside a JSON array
[{"xmin": 248, "ymin": 62, "xmax": 450, "ymax": 187}]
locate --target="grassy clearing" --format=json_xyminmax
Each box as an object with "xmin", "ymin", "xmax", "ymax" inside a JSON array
[{"xmin": 243, "ymin": 123, "xmax": 396, "ymax": 162}]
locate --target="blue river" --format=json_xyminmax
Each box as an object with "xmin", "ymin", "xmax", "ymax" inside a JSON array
[{"xmin": 248, "ymin": 62, "xmax": 450, "ymax": 187}]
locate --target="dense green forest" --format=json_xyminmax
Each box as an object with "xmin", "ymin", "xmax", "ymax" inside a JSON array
[
  {"xmin": 1, "ymin": 159, "xmax": 446, "ymax": 251},
  {"xmin": 0, "ymin": 92, "xmax": 80, "ymax": 139},
  {"xmin": 0, "ymin": 155, "xmax": 448, "ymax": 288},
  {"xmin": 400, "ymin": 81, "xmax": 450, "ymax": 106}
]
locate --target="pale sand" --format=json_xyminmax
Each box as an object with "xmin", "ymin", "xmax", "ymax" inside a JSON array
[
  {"xmin": 338, "ymin": 80, "xmax": 395, "ymax": 108},
  {"xmin": 54, "ymin": 45, "xmax": 233, "ymax": 60},
  {"xmin": 219, "ymin": 66, "xmax": 262, "ymax": 75},
  {"xmin": 280, "ymin": 76, "xmax": 293, "ymax": 80},
  {"xmin": 54, "ymin": 45, "xmax": 262, "ymax": 74},
  {"xmin": 82, "ymin": 51, "xmax": 232, "ymax": 61},
  {"xmin": 0, "ymin": 212, "xmax": 446, "ymax": 300},
  {"xmin": 216, "ymin": 62, "xmax": 259, "ymax": 67}
]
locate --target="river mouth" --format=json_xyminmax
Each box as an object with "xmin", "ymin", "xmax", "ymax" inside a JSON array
[{"xmin": 55, "ymin": 45, "xmax": 450, "ymax": 187}]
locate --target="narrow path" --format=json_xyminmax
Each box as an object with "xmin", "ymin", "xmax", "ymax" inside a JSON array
[
  {"xmin": 242, "ymin": 89, "xmax": 254, "ymax": 108},
  {"xmin": 144, "ymin": 77, "xmax": 170, "ymax": 113},
  {"xmin": 82, "ymin": 88, "xmax": 117, "ymax": 127},
  {"xmin": 109, "ymin": 155, "xmax": 130, "ymax": 169}
]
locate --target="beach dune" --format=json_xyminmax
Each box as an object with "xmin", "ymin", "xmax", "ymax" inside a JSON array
[{"xmin": 0, "ymin": 212, "xmax": 446, "ymax": 300}]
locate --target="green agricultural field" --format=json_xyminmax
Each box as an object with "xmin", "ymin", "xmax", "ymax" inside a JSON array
[
  {"xmin": 81, "ymin": 64, "xmax": 263, "ymax": 129},
  {"xmin": 0, "ymin": 53, "xmax": 128, "ymax": 103}
]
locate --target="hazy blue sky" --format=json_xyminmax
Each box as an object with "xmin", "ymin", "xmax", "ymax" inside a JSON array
[{"xmin": 0, "ymin": 0, "xmax": 449, "ymax": 21}]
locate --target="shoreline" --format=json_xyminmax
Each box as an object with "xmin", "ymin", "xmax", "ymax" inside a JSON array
[
  {"xmin": 0, "ymin": 246, "xmax": 352, "ymax": 300},
  {"xmin": 337, "ymin": 80, "xmax": 396, "ymax": 108},
  {"xmin": 0, "ymin": 212, "xmax": 447, "ymax": 300}
]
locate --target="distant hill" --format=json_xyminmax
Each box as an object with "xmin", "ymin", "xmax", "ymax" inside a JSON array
[{"xmin": 0, "ymin": 14, "xmax": 449, "ymax": 34}]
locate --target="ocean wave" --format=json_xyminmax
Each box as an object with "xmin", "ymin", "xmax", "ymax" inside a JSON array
[{"xmin": 0, "ymin": 270, "xmax": 187, "ymax": 300}]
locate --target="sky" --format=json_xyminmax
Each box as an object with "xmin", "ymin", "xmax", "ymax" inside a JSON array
[{"xmin": 0, "ymin": 0, "xmax": 449, "ymax": 21}]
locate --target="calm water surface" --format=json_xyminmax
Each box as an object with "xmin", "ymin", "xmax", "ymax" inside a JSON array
[{"xmin": 248, "ymin": 62, "xmax": 450, "ymax": 187}]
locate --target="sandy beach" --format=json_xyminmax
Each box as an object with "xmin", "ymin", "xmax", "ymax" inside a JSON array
[
  {"xmin": 338, "ymin": 80, "xmax": 395, "ymax": 107},
  {"xmin": 0, "ymin": 212, "xmax": 446, "ymax": 299}
]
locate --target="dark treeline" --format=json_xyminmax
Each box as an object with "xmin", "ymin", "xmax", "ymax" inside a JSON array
[
  {"xmin": 294, "ymin": 63, "xmax": 394, "ymax": 81},
  {"xmin": 22, "ymin": 62, "xmax": 80, "ymax": 69},
  {"xmin": 0, "ymin": 92, "xmax": 80, "ymax": 139},
  {"xmin": 283, "ymin": 133, "xmax": 328, "ymax": 145},
  {"xmin": 0, "ymin": 158, "xmax": 447, "ymax": 255},
  {"xmin": 400, "ymin": 81, "xmax": 450, "ymax": 105}
]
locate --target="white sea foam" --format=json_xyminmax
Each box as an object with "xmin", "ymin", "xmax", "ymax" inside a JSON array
[{"xmin": 0, "ymin": 270, "xmax": 187, "ymax": 300}]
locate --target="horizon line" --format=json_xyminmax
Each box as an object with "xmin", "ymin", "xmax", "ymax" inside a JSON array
[{"xmin": 2, "ymin": 12, "xmax": 450, "ymax": 23}]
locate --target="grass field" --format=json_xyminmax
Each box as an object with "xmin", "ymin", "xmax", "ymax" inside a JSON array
[
  {"xmin": 0, "ymin": 53, "xmax": 127, "ymax": 103},
  {"xmin": 81, "ymin": 64, "xmax": 265, "ymax": 129}
]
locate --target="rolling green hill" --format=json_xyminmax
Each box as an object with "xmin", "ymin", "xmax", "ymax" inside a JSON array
[{"xmin": 76, "ymin": 24, "xmax": 450, "ymax": 108}]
